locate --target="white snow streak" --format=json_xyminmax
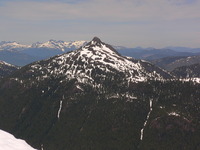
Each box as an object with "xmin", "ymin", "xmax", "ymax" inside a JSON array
[
  {"xmin": 140, "ymin": 99, "xmax": 153, "ymax": 141},
  {"xmin": 57, "ymin": 100, "xmax": 63, "ymax": 119}
]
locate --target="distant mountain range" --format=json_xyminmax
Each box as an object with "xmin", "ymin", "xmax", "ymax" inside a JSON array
[
  {"xmin": 151, "ymin": 55, "xmax": 200, "ymax": 71},
  {"xmin": 0, "ymin": 40, "xmax": 87, "ymax": 66},
  {"xmin": 0, "ymin": 40, "xmax": 87, "ymax": 51},
  {"xmin": 165, "ymin": 46, "xmax": 200, "ymax": 53},
  {"xmin": 117, "ymin": 47, "xmax": 199, "ymax": 60}
]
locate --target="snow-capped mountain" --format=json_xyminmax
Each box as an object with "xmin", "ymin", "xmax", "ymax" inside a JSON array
[
  {"xmin": 20, "ymin": 37, "xmax": 172, "ymax": 85},
  {"xmin": 0, "ymin": 129, "xmax": 36, "ymax": 150},
  {"xmin": 31, "ymin": 40, "xmax": 87, "ymax": 52},
  {"xmin": 0, "ymin": 40, "xmax": 87, "ymax": 52},
  {"xmin": 0, "ymin": 60, "xmax": 19, "ymax": 78},
  {"xmin": 0, "ymin": 41, "xmax": 30, "ymax": 51}
]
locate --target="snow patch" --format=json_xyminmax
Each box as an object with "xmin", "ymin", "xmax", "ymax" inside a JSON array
[
  {"xmin": 168, "ymin": 112, "xmax": 180, "ymax": 117},
  {"xmin": 0, "ymin": 129, "xmax": 36, "ymax": 150},
  {"xmin": 76, "ymin": 85, "xmax": 84, "ymax": 91}
]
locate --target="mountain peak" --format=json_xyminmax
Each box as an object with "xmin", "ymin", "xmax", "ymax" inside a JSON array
[
  {"xmin": 49, "ymin": 39, "xmax": 57, "ymax": 42},
  {"xmin": 92, "ymin": 37, "xmax": 102, "ymax": 42},
  {"xmin": 82, "ymin": 37, "xmax": 121, "ymax": 57},
  {"xmin": 0, "ymin": 41, "xmax": 30, "ymax": 50},
  {"xmin": 90, "ymin": 37, "xmax": 103, "ymax": 46},
  {"xmin": 25, "ymin": 37, "xmax": 172, "ymax": 85}
]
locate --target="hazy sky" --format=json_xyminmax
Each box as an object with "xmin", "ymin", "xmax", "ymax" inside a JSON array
[{"xmin": 0, "ymin": 0, "xmax": 200, "ymax": 48}]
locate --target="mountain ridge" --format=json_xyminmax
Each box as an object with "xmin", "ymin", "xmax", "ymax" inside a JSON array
[
  {"xmin": 0, "ymin": 61, "xmax": 19, "ymax": 78},
  {"xmin": 151, "ymin": 55, "xmax": 200, "ymax": 71},
  {"xmin": 172, "ymin": 63, "xmax": 200, "ymax": 78},
  {"xmin": 0, "ymin": 40, "xmax": 87, "ymax": 52}
]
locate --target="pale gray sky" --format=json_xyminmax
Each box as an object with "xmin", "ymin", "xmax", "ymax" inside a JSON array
[{"xmin": 0, "ymin": 0, "xmax": 200, "ymax": 48}]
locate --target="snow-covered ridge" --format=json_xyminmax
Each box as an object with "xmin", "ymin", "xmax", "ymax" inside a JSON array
[
  {"xmin": 0, "ymin": 40, "xmax": 87, "ymax": 52},
  {"xmin": 0, "ymin": 41, "xmax": 30, "ymax": 51},
  {"xmin": 0, "ymin": 129, "xmax": 36, "ymax": 150},
  {"xmin": 180, "ymin": 78, "xmax": 200, "ymax": 84},
  {"xmin": 0, "ymin": 60, "xmax": 19, "ymax": 78},
  {"xmin": 27, "ymin": 37, "xmax": 170, "ymax": 85},
  {"xmin": 32, "ymin": 40, "xmax": 87, "ymax": 52},
  {"xmin": 0, "ymin": 60, "xmax": 15, "ymax": 67}
]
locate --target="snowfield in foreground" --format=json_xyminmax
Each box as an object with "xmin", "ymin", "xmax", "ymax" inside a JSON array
[{"xmin": 0, "ymin": 129, "xmax": 36, "ymax": 150}]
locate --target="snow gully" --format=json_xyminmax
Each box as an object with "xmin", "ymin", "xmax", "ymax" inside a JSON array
[
  {"xmin": 57, "ymin": 100, "xmax": 63, "ymax": 119},
  {"xmin": 140, "ymin": 99, "xmax": 153, "ymax": 141}
]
